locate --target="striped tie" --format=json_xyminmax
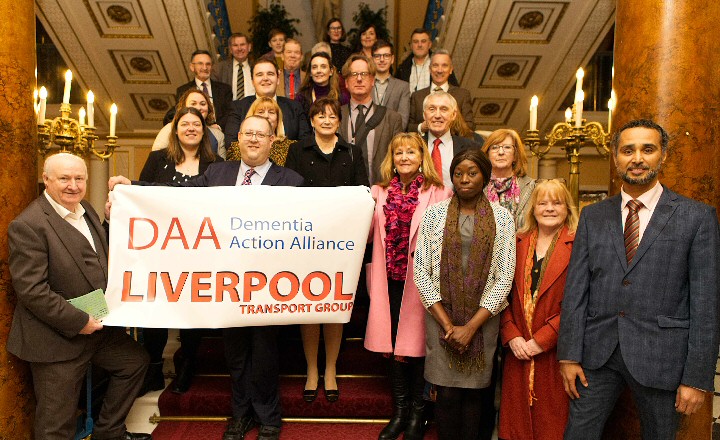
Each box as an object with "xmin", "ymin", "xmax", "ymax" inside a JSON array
[
  {"xmin": 236, "ymin": 63, "xmax": 245, "ymax": 100},
  {"xmin": 624, "ymin": 199, "xmax": 644, "ymax": 263},
  {"xmin": 241, "ymin": 168, "xmax": 255, "ymax": 185}
]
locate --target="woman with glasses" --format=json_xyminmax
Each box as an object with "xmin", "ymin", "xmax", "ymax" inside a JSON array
[
  {"xmin": 414, "ymin": 148, "xmax": 515, "ymax": 440},
  {"xmin": 284, "ymin": 97, "xmax": 369, "ymax": 403},
  {"xmin": 324, "ymin": 18, "xmax": 352, "ymax": 76},
  {"xmin": 295, "ymin": 52, "xmax": 349, "ymax": 116},
  {"xmin": 139, "ymin": 106, "xmax": 222, "ymax": 395},
  {"xmin": 482, "ymin": 129, "xmax": 536, "ymax": 230},
  {"xmin": 498, "ymin": 179, "xmax": 577, "ymax": 440},
  {"xmin": 226, "ymin": 97, "xmax": 294, "ymax": 166}
]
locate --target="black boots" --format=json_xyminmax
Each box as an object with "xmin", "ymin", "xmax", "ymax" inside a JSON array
[
  {"xmin": 403, "ymin": 358, "xmax": 427, "ymax": 440},
  {"xmin": 172, "ymin": 355, "xmax": 195, "ymax": 394},
  {"xmin": 139, "ymin": 361, "xmax": 165, "ymax": 396},
  {"xmin": 379, "ymin": 359, "xmax": 410, "ymax": 440}
]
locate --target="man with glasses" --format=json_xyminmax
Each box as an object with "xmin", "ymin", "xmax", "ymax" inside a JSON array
[
  {"xmin": 371, "ymin": 40, "xmax": 410, "ymax": 128},
  {"xmin": 421, "ymin": 91, "xmax": 478, "ymax": 188},
  {"xmin": 223, "ymin": 57, "xmax": 311, "ymax": 151},
  {"xmin": 408, "ymin": 49, "xmax": 474, "ymax": 133},
  {"xmin": 176, "ymin": 50, "xmax": 233, "ymax": 129},
  {"xmin": 108, "ymin": 116, "xmax": 303, "ymax": 440},
  {"xmin": 339, "ymin": 53, "xmax": 403, "ymax": 184}
]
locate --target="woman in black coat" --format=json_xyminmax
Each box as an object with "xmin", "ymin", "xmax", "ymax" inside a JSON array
[
  {"xmin": 284, "ymin": 97, "xmax": 368, "ymax": 403},
  {"xmin": 139, "ymin": 106, "xmax": 222, "ymax": 395}
]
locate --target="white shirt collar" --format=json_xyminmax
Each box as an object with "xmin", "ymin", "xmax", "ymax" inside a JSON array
[
  {"xmin": 431, "ymin": 82, "xmax": 449, "ymax": 92},
  {"xmin": 620, "ymin": 181, "xmax": 663, "ymax": 211},
  {"xmin": 44, "ymin": 190, "xmax": 85, "ymax": 220},
  {"xmin": 240, "ymin": 159, "xmax": 272, "ymax": 178},
  {"xmin": 428, "ymin": 129, "xmax": 453, "ymax": 146}
]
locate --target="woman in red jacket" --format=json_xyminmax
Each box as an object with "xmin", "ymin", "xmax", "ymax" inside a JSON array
[{"xmin": 499, "ymin": 179, "xmax": 578, "ymax": 440}]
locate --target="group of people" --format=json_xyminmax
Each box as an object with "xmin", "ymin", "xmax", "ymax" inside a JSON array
[{"xmin": 5, "ymin": 17, "xmax": 719, "ymax": 440}]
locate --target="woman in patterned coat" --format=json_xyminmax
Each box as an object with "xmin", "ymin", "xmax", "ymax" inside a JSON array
[{"xmin": 414, "ymin": 148, "xmax": 516, "ymax": 440}]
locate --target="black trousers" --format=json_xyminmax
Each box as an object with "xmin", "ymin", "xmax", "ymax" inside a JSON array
[{"xmin": 223, "ymin": 325, "xmax": 282, "ymax": 427}]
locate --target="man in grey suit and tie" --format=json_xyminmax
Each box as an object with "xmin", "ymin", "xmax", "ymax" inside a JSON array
[
  {"xmin": 557, "ymin": 119, "xmax": 720, "ymax": 439},
  {"xmin": 8, "ymin": 153, "xmax": 150, "ymax": 440},
  {"xmin": 339, "ymin": 53, "xmax": 403, "ymax": 184},
  {"xmin": 371, "ymin": 40, "xmax": 410, "ymax": 128},
  {"xmin": 211, "ymin": 33, "xmax": 255, "ymax": 100}
]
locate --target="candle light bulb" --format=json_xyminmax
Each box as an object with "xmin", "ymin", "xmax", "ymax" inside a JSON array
[
  {"xmin": 87, "ymin": 91, "xmax": 94, "ymax": 103},
  {"xmin": 109, "ymin": 103, "xmax": 118, "ymax": 137},
  {"xmin": 530, "ymin": 95, "xmax": 539, "ymax": 108},
  {"xmin": 38, "ymin": 86, "xmax": 48, "ymax": 125},
  {"xmin": 87, "ymin": 91, "xmax": 95, "ymax": 127},
  {"xmin": 565, "ymin": 107, "xmax": 572, "ymax": 124},
  {"xmin": 529, "ymin": 95, "xmax": 539, "ymax": 131},
  {"xmin": 576, "ymin": 68, "xmax": 584, "ymax": 80},
  {"xmin": 39, "ymin": 86, "xmax": 48, "ymax": 100},
  {"xmin": 608, "ymin": 98, "xmax": 615, "ymax": 111},
  {"xmin": 62, "ymin": 70, "xmax": 73, "ymax": 104}
]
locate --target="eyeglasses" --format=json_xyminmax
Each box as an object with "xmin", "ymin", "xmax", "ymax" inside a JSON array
[
  {"xmin": 372, "ymin": 53, "xmax": 392, "ymax": 60},
  {"xmin": 489, "ymin": 144, "xmax": 515, "ymax": 152},
  {"xmin": 329, "ymin": 26, "xmax": 343, "ymax": 31},
  {"xmin": 241, "ymin": 131, "xmax": 270, "ymax": 140},
  {"xmin": 348, "ymin": 71, "xmax": 371, "ymax": 79},
  {"xmin": 191, "ymin": 62, "xmax": 212, "ymax": 68}
]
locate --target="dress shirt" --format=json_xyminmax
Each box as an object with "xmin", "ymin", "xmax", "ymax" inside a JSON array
[
  {"xmin": 409, "ymin": 57, "xmax": 431, "ymax": 92},
  {"xmin": 427, "ymin": 130, "xmax": 455, "ymax": 189},
  {"xmin": 620, "ymin": 181, "xmax": 663, "ymax": 244},
  {"xmin": 431, "ymin": 82, "xmax": 450, "ymax": 93},
  {"xmin": 236, "ymin": 159, "xmax": 272, "ymax": 186},
  {"xmin": 373, "ymin": 77, "xmax": 390, "ymax": 105},
  {"xmin": 194, "ymin": 78, "xmax": 214, "ymax": 101},
  {"xmin": 283, "ymin": 68, "xmax": 302, "ymax": 98},
  {"xmin": 348, "ymin": 99, "xmax": 376, "ymax": 181},
  {"xmin": 232, "ymin": 59, "xmax": 255, "ymax": 100},
  {"xmin": 43, "ymin": 191, "xmax": 96, "ymax": 252}
]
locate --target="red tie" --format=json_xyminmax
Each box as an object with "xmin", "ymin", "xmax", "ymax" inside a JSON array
[
  {"xmin": 432, "ymin": 138, "xmax": 443, "ymax": 180},
  {"xmin": 624, "ymin": 199, "xmax": 644, "ymax": 263},
  {"xmin": 289, "ymin": 72, "xmax": 295, "ymax": 99}
]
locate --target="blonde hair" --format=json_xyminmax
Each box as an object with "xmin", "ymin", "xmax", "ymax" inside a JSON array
[
  {"xmin": 481, "ymin": 128, "xmax": 528, "ymax": 177},
  {"xmin": 378, "ymin": 132, "xmax": 443, "ymax": 190},
  {"xmin": 519, "ymin": 179, "xmax": 578, "ymax": 234},
  {"xmin": 247, "ymin": 97, "xmax": 286, "ymax": 139}
]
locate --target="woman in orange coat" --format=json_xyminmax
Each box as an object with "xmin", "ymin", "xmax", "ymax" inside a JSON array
[{"xmin": 498, "ymin": 179, "xmax": 578, "ymax": 440}]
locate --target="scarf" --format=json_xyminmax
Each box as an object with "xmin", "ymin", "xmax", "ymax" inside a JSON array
[
  {"xmin": 522, "ymin": 228, "xmax": 560, "ymax": 406},
  {"xmin": 485, "ymin": 176, "xmax": 521, "ymax": 216},
  {"xmin": 439, "ymin": 194, "xmax": 496, "ymax": 373},
  {"xmin": 384, "ymin": 174, "xmax": 423, "ymax": 281}
]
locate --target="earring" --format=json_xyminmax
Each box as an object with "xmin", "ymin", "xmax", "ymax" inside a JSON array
[
  {"xmin": 393, "ymin": 167, "xmax": 397, "ymax": 174},
  {"xmin": 418, "ymin": 166, "xmax": 423, "ymax": 173}
]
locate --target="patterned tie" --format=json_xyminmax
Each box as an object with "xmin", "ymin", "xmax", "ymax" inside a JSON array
[
  {"xmin": 236, "ymin": 63, "xmax": 245, "ymax": 100},
  {"xmin": 624, "ymin": 199, "xmax": 644, "ymax": 263},
  {"xmin": 434, "ymin": 86, "xmax": 443, "ymax": 92},
  {"xmin": 432, "ymin": 138, "xmax": 443, "ymax": 180},
  {"xmin": 201, "ymin": 82, "xmax": 209, "ymax": 96},
  {"xmin": 289, "ymin": 71, "xmax": 295, "ymax": 99},
  {"xmin": 241, "ymin": 168, "xmax": 255, "ymax": 186}
]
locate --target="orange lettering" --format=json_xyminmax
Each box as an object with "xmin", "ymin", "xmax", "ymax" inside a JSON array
[
  {"xmin": 161, "ymin": 218, "xmax": 189, "ymax": 249},
  {"xmin": 192, "ymin": 217, "xmax": 221, "ymax": 249},
  {"xmin": 243, "ymin": 271, "xmax": 267, "ymax": 302},
  {"xmin": 302, "ymin": 271, "xmax": 331, "ymax": 301},
  {"xmin": 216, "ymin": 272, "xmax": 241, "ymax": 302},
  {"xmin": 269, "ymin": 271, "xmax": 299, "ymax": 302},
  {"xmin": 161, "ymin": 272, "xmax": 188, "ymax": 302},
  {"xmin": 191, "ymin": 272, "xmax": 212, "ymax": 302},
  {"xmin": 121, "ymin": 271, "xmax": 144, "ymax": 302},
  {"xmin": 128, "ymin": 218, "xmax": 158, "ymax": 250}
]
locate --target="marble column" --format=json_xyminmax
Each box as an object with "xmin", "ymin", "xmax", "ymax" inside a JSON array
[
  {"xmin": 0, "ymin": 0, "xmax": 37, "ymax": 438},
  {"xmin": 89, "ymin": 156, "xmax": 109, "ymax": 218},
  {"xmin": 605, "ymin": 0, "xmax": 720, "ymax": 438}
]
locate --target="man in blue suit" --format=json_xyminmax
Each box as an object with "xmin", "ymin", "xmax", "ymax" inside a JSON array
[{"xmin": 557, "ymin": 119, "xmax": 720, "ymax": 440}]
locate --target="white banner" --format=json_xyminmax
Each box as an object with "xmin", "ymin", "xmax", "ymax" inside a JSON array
[{"xmin": 103, "ymin": 185, "xmax": 374, "ymax": 328}]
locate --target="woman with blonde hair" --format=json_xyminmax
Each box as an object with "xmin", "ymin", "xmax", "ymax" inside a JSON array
[
  {"xmin": 482, "ymin": 128, "xmax": 535, "ymax": 230},
  {"xmin": 366, "ymin": 132, "xmax": 452, "ymax": 440},
  {"xmin": 499, "ymin": 179, "xmax": 578, "ymax": 440},
  {"xmin": 226, "ymin": 97, "xmax": 295, "ymax": 166}
]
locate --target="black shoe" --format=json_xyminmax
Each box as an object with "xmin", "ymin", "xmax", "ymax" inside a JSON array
[
  {"xmin": 378, "ymin": 359, "xmax": 410, "ymax": 440},
  {"xmin": 324, "ymin": 388, "xmax": 339, "ymax": 402},
  {"xmin": 103, "ymin": 432, "xmax": 152, "ymax": 440},
  {"xmin": 139, "ymin": 361, "xmax": 165, "ymax": 396},
  {"xmin": 303, "ymin": 386, "xmax": 319, "ymax": 402},
  {"xmin": 403, "ymin": 405, "xmax": 427, "ymax": 440},
  {"xmin": 223, "ymin": 416, "xmax": 256, "ymax": 440},
  {"xmin": 257, "ymin": 425, "xmax": 281, "ymax": 440},
  {"xmin": 171, "ymin": 357, "xmax": 194, "ymax": 394}
]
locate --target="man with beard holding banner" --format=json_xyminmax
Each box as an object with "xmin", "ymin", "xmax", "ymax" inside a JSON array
[{"xmin": 109, "ymin": 115, "xmax": 303, "ymax": 440}]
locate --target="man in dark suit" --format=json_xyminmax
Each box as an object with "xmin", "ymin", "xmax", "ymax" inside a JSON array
[
  {"xmin": 223, "ymin": 57, "xmax": 311, "ymax": 150},
  {"xmin": 557, "ymin": 119, "xmax": 720, "ymax": 440},
  {"xmin": 407, "ymin": 49, "xmax": 474, "ymax": 132},
  {"xmin": 8, "ymin": 153, "xmax": 150, "ymax": 440},
  {"xmin": 395, "ymin": 28, "xmax": 459, "ymax": 93},
  {"xmin": 176, "ymin": 50, "xmax": 233, "ymax": 129},
  {"xmin": 420, "ymin": 91, "xmax": 478, "ymax": 188},
  {"xmin": 338, "ymin": 53, "xmax": 403, "ymax": 184},
  {"xmin": 211, "ymin": 33, "xmax": 255, "ymax": 100},
  {"xmin": 277, "ymin": 39, "xmax": 306, "ymax": 99},
  {"xmin": 371, "ymin": 40, "xmax": 411, "ymax": 128}
]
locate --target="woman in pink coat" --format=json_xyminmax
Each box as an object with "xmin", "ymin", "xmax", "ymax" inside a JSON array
[{"xmin": 366, "ymin": 132, "xmax": 452, "ymax": 440}]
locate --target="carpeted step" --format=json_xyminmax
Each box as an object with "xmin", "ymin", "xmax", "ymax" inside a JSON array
[
  {"xmin": 150, "ymin": 420, "xmax": 438, "ymax": 440},
  {"xmin": 159, "ymin": 375, "xmax": 393, "ymax": 419}
]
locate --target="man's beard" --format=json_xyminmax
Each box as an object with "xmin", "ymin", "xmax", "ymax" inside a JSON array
[{"xmin": 617, "ymin": 162, "xmax": 662, "ymax": 185}]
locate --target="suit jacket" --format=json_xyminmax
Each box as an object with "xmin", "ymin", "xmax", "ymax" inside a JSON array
[
  {"xmin": 365, "ymin": 183, "xmax": 452, "ymax": 357},
  {"xmin": 339, "ymin": 104, "xmax": 403, "ymax": 185},
  {"xmin": 178, "ymin": 160, "xmax": 304, "ymax": 187},
  {"xmin": 408, "ymin": 85, "xmax": 475, "ymax": 131},
  {"xmin": 277, "ymin": 69, "xmax": 306, "ymax": 99},
  {"xmin": 176, "ymin": 79, "xmax": 233, "ymax": 129},
  {"xmin": 557, "ymin": 187, "xmax": 720, "ymax": 391},
  {"xmin": 223, "ymin": 95, "xmax": 312, "ymax": 149},
  {"xmin": 7, "ymin": 197, "xmax": 109, "ymax": 362},
  {"xmin": 139, "ymin": 149, "xmax": 221, "ymax": 183},
  {"xmin": 374, "ymin": 76, "xmax": 411, "ymax": 129},
  {"xmin": 499, "ymin": 226, "xmax": 574, "ymax": 440},
  {"xmin": 211, "ymin": 58, "xmax": 255, "ymax": 99},
  {"xmin": 395, "ymin": 52, "xmax": 459, "ymax": 89}
]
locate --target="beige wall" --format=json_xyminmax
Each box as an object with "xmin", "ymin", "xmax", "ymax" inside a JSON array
[{"xmin": 395, "ymin": 0, "xmax": 429, "ymax": 63}]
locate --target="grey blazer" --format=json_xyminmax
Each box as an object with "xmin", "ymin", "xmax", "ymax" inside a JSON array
[
  {"xmin": 211, "ymin": 58, "xmax": 234, "ymax": 86},
  {"xmin": 339, "ymin": 104, "xmax": 403, "ymax": 185},
  {"xmin": 407, "ymin": 85, "xmax": 475, "ymax": 131},
  {"xmin": 557, "ymin": 187, "xmax": 720, "ymax": 391},
  {"xmin": 374, "ymin": 77, "xmax": 411, "ymax": 129},
  {"xmin": 7, "ymin": 197, "xmax": 109, "ymax": 362}
]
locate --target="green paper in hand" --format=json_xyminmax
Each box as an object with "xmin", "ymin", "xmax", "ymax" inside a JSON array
[{"xmin": 68, "ymin": 288, "xmax": 109, "ymax": 320}]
